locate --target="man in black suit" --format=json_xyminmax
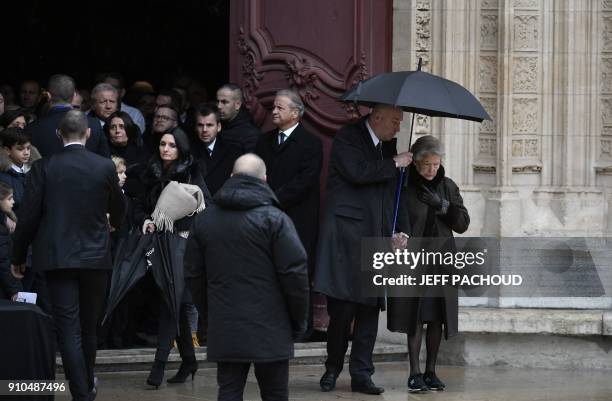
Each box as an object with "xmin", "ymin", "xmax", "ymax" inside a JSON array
[
  {"xmin": 255, "ymin": 89, "xmax": 323, "ymax": 280},
  {"xmin": 313, "ymin": 104, "xmax": 413, "ymax": 395},
  {"xmin": 11, "ymin": 110, "xmax": 125, "ymax": 401},
  {"xmin": 192, "ymin": 104, "xmax": 242, "ymax": 195},
  {"xmin": 26, "ymin": 74, "xmax": 110, "ymax": 158}
]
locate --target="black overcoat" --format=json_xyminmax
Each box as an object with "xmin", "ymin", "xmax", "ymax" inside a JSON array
[
  {"xmin": 184, "ymin": 174, "xmax": 310, "ymax": 362},
  {"xmin": 313, "ymin": 117, "xmax": 398, "ymax": 307},
  {"xmin": 387, "ymin": 165, "xmax": 470, "ymax": 338},
  {"xmin": 11, "ymin": 145, "xmax": 125, "ymax": 271},
  {"xmin": 27, "ymin": 106, "xmax": 110, "ymax": 158},
  {"xmin": 255, "ymin": 123, "xmax": 323, "ymax": 274},
  {"xmin": 194, "ymin": 136, "xmax": 242, "ymax": 196}
]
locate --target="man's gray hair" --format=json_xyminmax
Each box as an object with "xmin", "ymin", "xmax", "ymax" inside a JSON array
[
  {"xmin": 218, "ymin": 83, "xmax": 243, "ymax": 103},
  {"xmin": 410, "ymin": 135, "xmax": 444, "ymax": 161},
  {"xmin": 59, "ymin": 110, "xmax": 88, "ymax": 140},
  {"xmin": 276, "ymin": 89, "xmax": 304, "ymax": 117},
  {"xmin": 91, "ymin": 82, "xmax": 118, "ymax": 99},
  {"xmin": 232, "ymin": 153, "xmax": 267, "ymax": 180},
  {"xmin": 48, "ymin": 74, "xmax": 76, "ymax": 104}
]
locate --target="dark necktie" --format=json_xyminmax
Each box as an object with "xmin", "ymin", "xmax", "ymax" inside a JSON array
[
  {"xmin": 208, "ymin": 147, "xmax": 213, "ymax": 157},
  {"xmin": 376, "ymin": 142, "xmax": 383, "ymax": 160},
  {"xmin": 278, "ymin": 132, "xmax": 287, "ymax": 145}
]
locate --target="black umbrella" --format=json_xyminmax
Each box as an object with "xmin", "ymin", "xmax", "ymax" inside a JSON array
[
  {"xmin": 341, "ymin": 59, "xmax": 491, "ymax": 123},
  {"xmin": 102, "ymin": 232, "xmax": 153, "ymax": 326},
  {"xmin": 340, "ymin": 58, "xmax": 490, "ymax": 233},
  {"xmin": 148, "ymin": 231, "xmax": 187, "ymax": 328}
]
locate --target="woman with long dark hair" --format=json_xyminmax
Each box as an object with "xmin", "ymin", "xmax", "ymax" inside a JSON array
[
  {"xmin": 133, "ymin": 126, "xmax": 210, "ymax": 388},
  {"xmin": 387, "ymin": 135, "xmax": 470, "ymax": 393}
]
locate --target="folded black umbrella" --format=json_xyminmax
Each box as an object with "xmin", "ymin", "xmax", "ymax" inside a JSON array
[
  {"xmin": 148, "ymin": 231, "xmax": 187, "ymax": 329},
  {"xmin": 102, "ymin": 231, "xmax": 152, "ymax": 326}
]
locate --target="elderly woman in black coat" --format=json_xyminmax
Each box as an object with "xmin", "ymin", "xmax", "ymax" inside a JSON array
[
  {"xmin": 387, "ymin": 135, "xmax": 469, "ymax": 393},
  {"xmin": 132, "ymin": 127, "xmax": 211, "ymax": 388}
]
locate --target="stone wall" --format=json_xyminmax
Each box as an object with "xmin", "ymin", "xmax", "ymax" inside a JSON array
[{"xmin": 392, "ymin": 0, "xmax": 612, "ymax": 307}]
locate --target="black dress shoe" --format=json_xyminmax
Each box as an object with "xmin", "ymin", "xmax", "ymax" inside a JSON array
[
  {"xmin": 319, "ymin": 371, "xmax": 338, "ymax": 392},
  {"xmin": 351, "ymin": 380, "xmax": 385, "ymax": 395}
]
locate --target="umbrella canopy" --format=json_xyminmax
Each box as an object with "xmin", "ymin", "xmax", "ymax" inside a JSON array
[
  {"xmin": 341, "ymin": 69, "xmax": 491, "ymax": 122},
  {"xmin": 102, "ymin": 232, "xmax": 153, "ymax": 326},
  {"xmin": 148, "ymin": 231, "xmax": 187, "ymax": 327}
]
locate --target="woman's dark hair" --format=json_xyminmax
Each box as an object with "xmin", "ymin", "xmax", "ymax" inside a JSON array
[
  {"xmin": 0, "ymin": 109, "xmax": 26, "ymax": 129},
  {"xmin": 155, "ymin": 127, "xmax": 192, "ymax": 166},
  {"xmin": 104, "ymin": 110, "xmax": 142, "ymax": 145}
]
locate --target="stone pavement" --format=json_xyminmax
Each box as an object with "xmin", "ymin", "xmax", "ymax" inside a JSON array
[{"xmin": 54, "ymin": 362, "xmax": 612, "ymax": 401}]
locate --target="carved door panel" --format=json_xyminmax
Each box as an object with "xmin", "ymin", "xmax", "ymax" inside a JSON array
[{"xmin": 229, "ymin": 0, "xmax": 393, "ymax": 164}]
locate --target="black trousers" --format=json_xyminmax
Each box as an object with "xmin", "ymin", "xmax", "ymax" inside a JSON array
[
  {"xmin": 45, "ymin": 268, "xmax": 108, "ymax": 401},
  {"xmin": 186, "ymin": 275, "xmax": 208, "ymax": 344},
  {"xmin": 154, "ymin": 287, "xmax": 195, "ymax": 362},
  {"xmin": 217, "ymin": 360, "xmax": 289, "ymax": 401},
  {"xmin": 325, "ymin": 297, "xmax": 379, "ymax": 384}
]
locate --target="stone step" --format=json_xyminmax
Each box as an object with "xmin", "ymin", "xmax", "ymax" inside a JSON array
[{"xmin": 57, "ymin": 342, "xmax": 408, "ymax": 373}]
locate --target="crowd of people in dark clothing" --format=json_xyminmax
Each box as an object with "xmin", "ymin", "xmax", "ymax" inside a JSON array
[{"xmin": 0, "ymin": 71, "xmax": 470, "ymax": 400}]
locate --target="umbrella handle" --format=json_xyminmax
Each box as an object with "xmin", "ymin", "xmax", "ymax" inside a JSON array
[{"xmin": 391, "ymin": 167, "xmax": 405, "ymax": 235}]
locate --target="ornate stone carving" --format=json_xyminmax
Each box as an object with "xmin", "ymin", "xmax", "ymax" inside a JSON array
[
  {"xmin": 603, "ymin": 98, "xmax": 612, "ymax": 125},
  {"xmin": 416, "ymin": 10, "xmax": 431, "ymax": 52},
  {"xmin": 524, "ymin": 139, "xmax": 539, "ymax": 157},
  {"xmin": 478, "ymin": 136, "xmax": 497, "ymax": 157},
  {"xmin": 481, "ymin": 13, "xmax": 498, "ymax": 50},
  {"xmin": 481, "ymin": 0, "xmax": 499, "ymax": 10},
  {"xmin": 514, "ymin": 15, "xmax": 539, "ymax": 50},
  {"xmin": 473, "ymin": 164, "xmax": 497, "ymax": 173},
  {"xmin": 604, "ymin": 0, "xmax": 612, "ymax": 11},
  {"xmin": 286, "ymin": 56, "xmax": 320, "ymax": 102},
  {"xmin": 416, "ymin": 114, "xmax": 430, "ymax": 134},
  {"xmin": 604, "ymin": 126, "xmax": 612, "ymax": 136},
  {"xmin": 479, "ymin": 97, "xmax": 497, "ymax": 132},
  {"xmin": 416, "ymin": 0, "xmax": 430, "ymax": 10},
  {"xmin": 512, "ymin": 139, "xmax": 524, "ymax": 157},
  {"xmin": 512, "ymin": 98, "xmax": 538, "ymax": 133},
  {"xmin": 603, "ymin": 15, "xmax": 612, "ymax": 52},
  {"xmin": 513, "ymin": 0, "xmax": 538, "ymax": 9},
  {"xmin": 512, "ymin": 165, "xmax": 542, "ymax": 173},
  {"xmin": 602, "ymin": 58, "xmax": 612, "ymax": 94},
  {"xmin": 601, "ymin": 139, "xmax": 612, "ymax": 158},
  {"xmin": 416, "ymin": 52, "xmax": 431, "ymax": 72},
  {"xmin": 480, "ymin": 56, "xmax": 498, "ymax": 92},
  {"xmin": 237, "ymin": 27, "xmax": 264, "ymax": 105},
  {"xmin": 513, "ymin": 57, "xmax": 538, "ymax": 92}
]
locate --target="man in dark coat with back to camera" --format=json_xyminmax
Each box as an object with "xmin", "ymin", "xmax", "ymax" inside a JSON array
[
  {"xmin": 216, "ymin": 83, "xmax": 262, "ymax": 153},
  {"xmin": 26, "ymin": 74, "xmax": 110, "ymax": 158},
  {"xmin": 313, "ymin": 104, "xmax": 413, "ymax": 395},
  {"xmin": 11, "ymin": 110, "xmax": 125, "ymax": 401},
  {"xmin": 184, "ymin": 153, "xmax": 309, "ymax": 401}
]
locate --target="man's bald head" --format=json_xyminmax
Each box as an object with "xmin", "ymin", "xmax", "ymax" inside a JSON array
[{"xmin": 232, "ymin": 153, "xmax": 267, "ymax": 181}]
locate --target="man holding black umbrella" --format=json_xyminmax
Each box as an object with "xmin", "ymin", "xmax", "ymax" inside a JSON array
[
  {"xmin": 313, "ymin": 104, "xmax": 412, "ymax": 395},
  {"xmin": 11, "ymin": 110, "xmax": 125, "ymax": 401}
]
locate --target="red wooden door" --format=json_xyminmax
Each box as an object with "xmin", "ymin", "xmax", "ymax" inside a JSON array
[{"xmin": 229, "ymin": 0, "xmax": 393, "ymax": 330}]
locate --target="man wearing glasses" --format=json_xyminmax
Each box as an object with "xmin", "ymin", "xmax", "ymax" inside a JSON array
[{"xmin": 144, "ymin": 104, "xmax": 179, "ymax": 152}]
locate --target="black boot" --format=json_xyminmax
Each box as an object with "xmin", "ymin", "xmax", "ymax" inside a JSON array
[
  {"xmin": 146, "ymin": 360, "xmax": 166, "ymax": 389},
  {"xmin": 167, "ymin": 356, "xmax": 198, "ymax": 383}
]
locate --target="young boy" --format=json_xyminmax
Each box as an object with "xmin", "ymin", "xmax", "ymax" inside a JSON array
[{"xmin": 0, "ymin": 127, "xmax": 40, "ymax": 212}]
